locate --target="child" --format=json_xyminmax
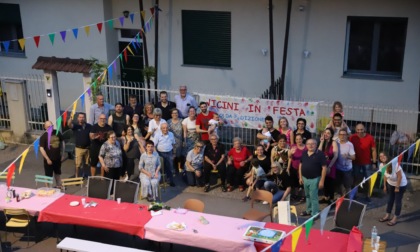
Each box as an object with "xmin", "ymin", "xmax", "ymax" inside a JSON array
[
  {"xmin": 278, "ymin": 117, "xmax": 294, "ymax": 146},
  {"xmin": 259, "ymin": 126, "xmax": 272, "ymax": 151},
  {"xmin": 327, "ymin": 101, "xmax": 348, "ymax": 129},
  {"xmin": 242, "ymin": 158, "xmax": 266, "ymax": 201},
  {"xmin": 208, "ymin": 113, "xmax": 222, "ymax": 137}
]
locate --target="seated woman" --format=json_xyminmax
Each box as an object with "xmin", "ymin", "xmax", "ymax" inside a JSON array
[
  {"xmin": 139, "ymin": 140, "xmax": 161, "ymax": 202},
  {"xmin": 264, "ymin": 162, "xmax": 292, "ymax": 204},
  {"xmin": 185, "ymin": 141, "xmax": 205, "ymax": 186},
  {"xmin": 242, "ymin": 158, "xmax": 266, "ymax": 202},
  {"xmin": 226, "ymin": 137, "xmax": 253, "ymax": 192}
]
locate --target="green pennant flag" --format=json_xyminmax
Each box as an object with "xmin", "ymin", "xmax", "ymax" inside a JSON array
[
  {"xmin": 56, "ymin": 116, "xmax": 62, "ymax": 135},
  {"xmin": 107, "ymin": 19, "xmax": 114, "ymax": 29},
  {"xmin": 119, "ymin": 54, "xmax": 124, "ymax": 69},
  {"xmin": 305, "ymin": 218, "xmax": 314, "ymax": 240},
  {"xmin": 92, "ymin": 81, "xmax": 97, "ymax": 89},
  {"xmin": 379, "ymin": 165, "xmax": 387, "ymax": 188},
  {"xmin": 49, "ymin": 33, "xmax": 56, "ymax": 45}
]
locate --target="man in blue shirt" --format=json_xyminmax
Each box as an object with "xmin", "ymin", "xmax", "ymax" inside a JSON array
[{"xmin": 89, "ymin": 94, "xmax": 114, "ymax": 124}]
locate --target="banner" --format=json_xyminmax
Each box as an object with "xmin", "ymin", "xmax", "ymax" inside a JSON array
[{"xmin": 199, "ymin": 95, "xmax": 318, "ymax": 133}]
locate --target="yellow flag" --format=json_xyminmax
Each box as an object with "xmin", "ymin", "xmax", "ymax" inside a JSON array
[
  {"xmin": 84, "ymin": 26, "xmax": 91, "ymax": 36},
  {"xmin": 18, "ymin": 148, "xmax": 29, "ymax": 174},
  {"xmin": 141, "ymin": 11, "xmax": 146, "ymax": 20},
  {"xmin": 291, "ymin": 226, "xmax": 303, "ymax": 252},
  {"xmin": 71, "ymin": 100, "xmax": 78, "ymax": 119},
  {"xmin": 126, "ymin": 45, "xmax": 135, "ymax": 55},
  {"xmin": 101, "ymin": 69, "xmax": 107, "ymax": 83},
  {"xmin": 369, "ymin": 172, "xmax": 378, "ymax": 196},
  {"xmin": 415, "ymin": 139, "xmax": 420, "ymax": 156},
  {"xmin": 18, "ymin": 38, "xmax": 26, "ymax": 50}
]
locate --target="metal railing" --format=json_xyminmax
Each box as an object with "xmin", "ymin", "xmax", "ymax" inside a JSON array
[{"xmin": 0, "ymin": 80, "xmax": 10, "ymax": 129}]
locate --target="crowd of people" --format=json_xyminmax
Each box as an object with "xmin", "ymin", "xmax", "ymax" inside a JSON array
[{"xmin": 38, "ymin": 92, "xmax": 407, "ymax": 223}]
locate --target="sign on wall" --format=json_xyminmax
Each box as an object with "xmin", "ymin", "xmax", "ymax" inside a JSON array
[{"xmin": 199, "ymin": 94, "xmax": 319, "ymax": 133}]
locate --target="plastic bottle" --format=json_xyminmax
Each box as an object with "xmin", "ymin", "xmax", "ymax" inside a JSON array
[{"xmin": 371, "ymin": 226, "xmax": 377, "ymax": 248}]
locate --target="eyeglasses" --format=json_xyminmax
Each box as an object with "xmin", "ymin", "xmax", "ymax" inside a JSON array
[
  {"xmin": 210, "ymin": 138, "xmax": 217, "ymax": 141},
  {"xmin": 99, "ymin": 118, "xmax": 106, "ymax": 120},
  {"xmin": 196, "ymin": 145, "xmax": 203, "ymax": 148}
]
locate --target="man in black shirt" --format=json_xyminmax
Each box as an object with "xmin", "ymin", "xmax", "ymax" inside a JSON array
[
  {"xmin": 123, "ymin": 94, "xmax": 143, "ymax": 119},
  {"xmin": 203, "ymin": 134, "xmax": 226, "ymax": 192},
  {"xmin": 89, "ymin": 114, "xmax": 112, "ymax": 176},
  {"xmin": 256, "ymin": 116, "xmax": 280, "ymax": 155},
  {"xmin": 154, "ymin": 91, "xmax": 176, "ymax": 120},
  {"xmin": 68, "ymin": 113, "xmax": 92, "ymax": 178},
  {"xmin": 108, "ymin": 102, "xmax": 129, "ymax": 137}
]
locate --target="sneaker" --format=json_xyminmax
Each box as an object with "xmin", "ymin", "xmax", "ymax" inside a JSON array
[
  {"xmin": 204, "ymin": 185, "xmax": 210, "ymax": 192},
  {"xmin": 221, "ymin": 185, "xmax": 227, "ymax": 192},
  {"xmin": 262, "ymin": 201, "xmax": 269, "ymax": 205},
  {"xmin": 242, "ymin": 196, "xmax": 251, "ymax": 202}
]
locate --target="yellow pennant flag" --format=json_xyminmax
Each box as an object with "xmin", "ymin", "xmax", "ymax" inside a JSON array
[
  {"xmin": 369, "ymin": 172, "xmax": 378, "ymax": 197},
  {"xmin": 141, "ymin": 11, "xmax": 146, "ymax": 20},
  {"xmin": 101, "ymin": 69, "xmax": 107, "ymax": 83},
  {"xmin": 18, "ymin": 38, "xmax": 26, "ymax": 50},
  {"xmin": 84, "ymin": 26, "xmax": 91, "ymax": 36},
  {"xmin": 415, "ymin": 139, "xmax": 420, "ymax": 156},
  {"xmin": 18, "ymin": 148, "xmax": 30, "ymax": 174},
  {"xmin": 71, "ymin": 100, "xmax": 78, "ymax": 119},
  {"xmin": 126, "ymin": 45, "xmax": 135, "ymax": 56},
  {"xmin": 291, "ymin": 226, "xmax": 303, "ymax": 252}
]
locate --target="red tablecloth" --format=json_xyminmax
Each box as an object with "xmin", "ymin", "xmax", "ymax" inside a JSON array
[
  {"xmin": 38, "ymin": 194, "xmax": 151, "ymax": 238},
  {"xmin": 255, "ymin": 222, "xmax": 349, "ymax": 252}
]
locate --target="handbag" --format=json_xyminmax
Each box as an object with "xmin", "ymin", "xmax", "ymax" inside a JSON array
[{"xmin": 346, "ymin": 226, "xmax": 363, "ymax": 252}]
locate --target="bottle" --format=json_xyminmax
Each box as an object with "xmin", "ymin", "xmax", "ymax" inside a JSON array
[{"xmin": 371, "ymin": 226, "xmax": 377, "ymax": 248}]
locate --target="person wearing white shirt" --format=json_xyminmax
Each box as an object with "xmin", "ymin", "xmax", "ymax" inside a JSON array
[
  {"xmin": 145, "ymin": 108, "xmax": 166, "ymax": 141},
  {"xmin": 154, "ymin": 122, "xmax": 175, "ymax": 186},
  {"xmin": 335, "ymin": 128, "xmax": 356, "ymax": 195},
  {"xmin": 174, "ymin": 85, "xmax": 197, "ymax": 118}
]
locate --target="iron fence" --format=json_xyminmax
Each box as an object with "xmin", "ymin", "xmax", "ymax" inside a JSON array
[{"xmin": 0, "ymin": 80, "xmax": 10, "ymax": 129}]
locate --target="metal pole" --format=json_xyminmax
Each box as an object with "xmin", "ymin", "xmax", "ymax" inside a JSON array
[
  {"xmin": 154, "ymin": 1, "xmax": 159, "ymax": 102},
  {"xmin": 139, "ymin": 0, "xmax": 151, "ymax": 100},
  {"xmin": 269, "ymin": 0, "xmax": 275, "ymax": 95},
  {"xmin": 280, "ymin": 0, "xmax": 292, "ymax": 100}
]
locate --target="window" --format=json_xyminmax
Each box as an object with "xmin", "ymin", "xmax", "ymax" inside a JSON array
[
  {"xmin": 0, "ymin": 3, "xmax": 25, "ymax": 56},
  {"xmin": 182, "ymin": 10, "xmax": 231, "ymax": 68},
  {"xmin": 344, "ymin": 17, "xmax": 407, "ymax": 79}
]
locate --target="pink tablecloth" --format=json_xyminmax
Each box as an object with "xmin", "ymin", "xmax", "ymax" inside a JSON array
[
  {"xmin": 144, "ymin": 209, "xmax": 264, "ymax": 252},
  {"xmin": 38, "ymin": 194, "xmax": 151, "ymax": 238},
  {"xmin": 0, "ymin": 186, "xmax": 64, "ymax": 216}
]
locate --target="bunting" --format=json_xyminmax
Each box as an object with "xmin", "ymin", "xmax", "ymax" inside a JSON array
[
  {"xmin": 391, "ymin": 157, "xmax": 398, "ymax": 174},
  {"xmin": 129, "ymin": 13, "xmax": 135, "ymax": 23},
  {"xmin": 379, "ymin": 164, "xmax": 387, "ymax": 188},
  {"xmin": 48, "ymin": 33, "xmax": 55, "ymax": 45},
  {"xmin": 369, "ymin": 172, "xmax": 378, "ymax": 197},
  {"xmin": 123, "ymin": 49, "xmax": 128, "ymax": 62},
  {"xmin": 107, "ymin": 20, "xmax": 114, "ymax": 29},
  {"xmin": 34, "ymin": 36, "xmax": 40, "ymax": 48},
  {"xmin": 271, "ymin": 238, "xmax": 283, "ymax": 252},
  {"xmin": 127, "ymin": 45, "xmax": 135, "ymax": 56},
  {"xmin": 81, "ymin": 93, "xmax": 85, "ymax": 108},
  {"xmin": 62, "ymin": 111, "xmax": 68, "ymax": 127},
  {"xmin": 87, "ymin": 88, "xmax": 92, "ymax": 97},
  {"xmin": 60, "ymin": 31, "xmax": 67, "ymax": 42},
  {"xmin": 101, "ymin": 70, "xmax": 107, "ymax": 83},
  {"xmin": 47, "ymin": 126, "xmax": 53, "ymax": 149},
  {"xmin": 397, "ymin": 153, "xmax": 403, "ymax": 168},
  {"xmin": 334, "ymin": 196, "xmax": 345, "ymax": 219},
  {"xmin": 18, "ymin": 38, "xmax": 25, "ymax": 50},
  {"xmin": 96, "ymin": 23, "xmax": 103, "ymax": 34},
  {"xmin": 84, "ymin": 26, "xmax": 91, "ymax": 36},
  {"xmin": 72, "ymin": 28, "xmax": 79, "ymax": 39},
  {"xmin": 108, "ymin": 65, "xmax": 113, "ymax": 80},
  {"xmin": 2, "ymin": 41, "xmax": 10, "ymax": 53},
  {"xmin": 56, "ymin": 116, "xmax": 62, "ymax": 135},
  {"xmin": 305, "ymin": 218, "xmax": 314, "ymax": 240},
  {"xmin": 6, "ymin": 163, "xmax": 16, "ymax": 188},
  {"xmin": 291, "ymin": 226, "xmax": 302, "ymax": 252},
  {"xmin": 18, "ymin": 148, "xmax": 29, "ymax": 174},
  {"xmin": 408, "ymin": 144, "xmax": 415, "ymax": 161},
  {"xmin": 150, "ymin": 7, "xmax": 155, "ymax": 16},
  {"xmin": 415, "ymin": 139, "xmax": 420, "ymax": 156},
  {"xmin": 320, "ymin": 205, "xmax": 331, "ymax": 235},
  {"xmin": 34, "ymin": 138, "xmax": 40, "ymax": 158},
  {"xmin": 348, "ymin": 187, "xmax": 358, "ymax": 210},
  {"xmin": 71, "ymin": 100, "xmax": 78, "ymax": 119},
  {"xmin": 141, "ymin": 11, "xmax": 146, "ymax": 21},
  {"xmin": 119, "ymin": 16, "xmax": 125, "ymax": 26}
]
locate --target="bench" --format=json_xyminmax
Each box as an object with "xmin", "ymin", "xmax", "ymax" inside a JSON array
[{"xmin": 57, "ymin": 237, "xmax": 152, "ymax": 252}]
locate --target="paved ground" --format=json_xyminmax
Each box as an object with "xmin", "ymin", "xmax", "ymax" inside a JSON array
[{"xmin": 0, "ymin": 143, "xmax": 419, "ymax": 251}]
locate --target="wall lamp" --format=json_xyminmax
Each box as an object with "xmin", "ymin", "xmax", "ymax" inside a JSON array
[
  {"xmin": 46, "ymin": 89, "xmax": 52, "ymax": 97},
  {"xmin": 123, "ymin": 10, "xmax": 130, "ymax": 18}
]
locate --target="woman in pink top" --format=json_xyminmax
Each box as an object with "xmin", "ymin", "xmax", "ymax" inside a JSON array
[
  {"xmin": 318, "ymin": 127, "xmax": 338, "ymax": 204},
  {"xmin": 278, "ymin": 117, "xmax": 294, "ymax": 146},
  {"xmin": 288, "ymin": 133, "xmax": 306, "ymax": 200}
]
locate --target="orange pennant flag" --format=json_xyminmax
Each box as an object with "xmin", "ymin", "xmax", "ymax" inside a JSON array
[
  {"xmin": 18, "ymin": 148, "xmax": 29, "ymax": 174},
  {"xmin": 291, "ymin": 226, "xmax": 303, "ymax": 252},
  {"xmin": 7, "ymin": 163, "xmax": 16, "ymax": 187},
  {"xmin": 369, "ymin": 172, "xmax": 378, "ymax": 197},
  {"xmin": 123, "ymin": 49, "xmax": 128, "ymax": 62},
  {"xmin": 397, "ymin": 153, "xmax": 403, "ymax": 168},
  {"xmin": 126, "ymin": 45, "xmax": 135, "ymax": 56},
  {"xmin": 18, "ymin": 38, "xmax": 26, "ymax": 50},
  {"xmin": 62, "ymin": 110, "xmax": 68, "ymax": 127},
  {"xmin": 84, "ymin": 26, "xmax": 91, "ymax": 36},
  {"xmin": 71, "ymin": 100, "xmax": 78, "ymax": 119}
]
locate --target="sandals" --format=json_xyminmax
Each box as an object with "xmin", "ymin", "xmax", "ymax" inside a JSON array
[
  {"xmin": 379, "ymin": 216, "xmax": 390, "ymax": 222},
  {"xmin": 387, "ymin": 220, "xmax": 397, "ymax": 226}
]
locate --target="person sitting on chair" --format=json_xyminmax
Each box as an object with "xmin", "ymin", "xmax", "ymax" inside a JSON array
[{"xmin": 264, "ymin": 162, "xmax": 292, "ymax": 204}]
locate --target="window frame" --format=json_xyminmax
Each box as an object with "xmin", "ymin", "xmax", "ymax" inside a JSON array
[{"xmin": 0, "ymin": 3, "xmax": 25, "ymax": 57}]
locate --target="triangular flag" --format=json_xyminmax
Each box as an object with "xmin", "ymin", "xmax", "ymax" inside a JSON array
[
  {"xmin": 56, "ymin": 116, "xmax": 62, "ymax": 134},
  {"xmin": 369, "ymin": 172, "xmax": 378, "ymax": 197},
  {"xmin": 34, "ymin": 36, "xmax": 40, "ymax": 48},
  {"xmin": 131, "ymin": 40, "xmax": 138, "ymax": 52},
  {"xmin": 87, "ymin": 88, "xmax": 92, "ymax": 97},
  {"xmin": 60, "ymin": 31, "xmax": 67, "ymax": 42},
  {"xmin": 48, "ymin": 33, "xmax": 55, "ymax": 45},
  {"xmin": 150, "ymin": 7, "xmax": 155, "ymax": 15},
  {"xmin": 397, "ymin": 153, "xmax": 403, "ymax": 168},
  {"xmin": 108, "ymin": 65, "xmax": 113, "ymax": 80},
  {"xmin": 84, "ymin": 26, "xmax": 91, "ymax": 36},
  {"xmin": 113, "ymin": 60, "xmax": 117, "ymax": 73},
  {"xmin": 62, "ymin": 110, "xmax": 68, "ymax": 127},
  {"xmin": 123, "ymin": 49, "xmax": 128, "ymax": 62},
  {"xmin": 47, "ymin": 126, "xmax": 53, "ymax": 149},
  {"xmin": 92, "ymin": 81, "xmax": 97, "ymax": 89},
  {"xmin": 391, "ymin": 157, "xmax": 398, "ymax": 174},
  {"xmin": 119, "ymin": 54, "xmax": 124, "ymax": 69},
  {"xmin": 119, "ymin": 16, "xmax": 125, "ymax": 26},
  {"xmin": 305, "ymin": 218, "xmax": 314, "ymax": 240},
  {"xmin": 320, "ymin": 205, "xmax": 331, "ymax": 235},
  {"xmin": 360, "ymin": 176, "xmax": 366, "ymax": 189},
  {"xmin": 71, "ymin": 100, "xmax": 78, "ymax": 119},
  {"xmin": 129, "ymin": 13, "xmax": 135, "ymax": 23},
  {"xmin": 18, "ymin": 38, "xmax": 26, "ymax": 50},
  {"xmin": 101, "ymin": 69, "xmax": 107, "ymax": 83},
  {"xmin": 72, "ymin": 28, "xmax": 79, "ymax": 39},
  {"xmin": 334, "ymin": 196, "xmax": 345, "ymax": 219},
  {"xmin": 2, "ymin": 41, "xmax": 10, "ymax": 53},
  {"xmin": 126, "ymin": 45, "xmax": 135, "ymax": 56},
  {"xmin": 379, "ymin": 164, "xmax": 387, "ymax": 188},
  {"xmin": 271, "ymin": 238, "xmax": 283, "ymax": 252},
  {"xmin": 19, "ymin": 148, "xmax": 29, "ymax": 174},
  {"xmin": 408, "ymin": 144, "xmax": 415, "ymax": 161},
  {"xmin": 348, "ymin": 187, "xmax": 358, "ymax": 210},
  {"xmin": 291, "ymin": 226, "xmax": 302, "ymax": 252},
  {"xmin": 6, "ymin": 163, "xmax": 16, "ymax": 188},
  {"xmin": 81, "ymin": 93, "xmax": 85, "ymax": 108},
  {"xmin": 96, "ymin": 23, "xmax": 103, "ymax": 33},
  {"xmin": 33, "ymin": 138, "xmax": 40, "ymax": 158},
  {"xmin": 107, "ymin": 20, "xmax": 114, "ymax": 29},
  {"xmin": 415, "ymin": 139, "xmax": 420, "ymax": 156},
  {"xmin": 150, "ymin": 17, "xmax": 153, "ymax": 27},
  {"xmin": 141, "ymin": 11, "xmax": 146, "ymax": 20}
]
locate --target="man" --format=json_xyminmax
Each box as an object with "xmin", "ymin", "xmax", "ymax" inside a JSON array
[
  {"xmin": 89, "ymin": 94, "xmax": 114, "ymax": 124},
  {"xmin": 256, "ymin": 116, "xmax": 280, "ymax": 155},
  {"xmin": 336, "ymin": 128, "xmax": 356, "ymax": 196},
  {"xmin": 350, "ymin": 123, "xmax": 377, "ymax": 201},
  {"xmin": 67, "ymin": 113, "xmax": 92, "ymax": 178},
  {"xmin": 195, "ymin": 102, "xmax": 215, "ymax": 144},
  {"xmin": 299, "ymin": 139, "xmax": 327, "ymax": 217},
  {"xmin": 154, "ymin": 91, "xmax": 176, "ymax": 120},
  {"xmin": 89, "ymin": 114, "xmax": 112, "ymax": 176},
  {"xmin": 153, "ymin": 122, "xmax": 176, "ymax": 187},
  {"xmin": 174, "ymin": 85, "xmax": 197, "ymax": 118},
  {"xmin": 330, "ymin": 113, "xmax": 350, "ymax": 141},
  {"xmin": 39, "ymin": 121, "xmax": 65, "ymax": 188},
  {"xmin": 108, "ymin": 102, "xmax": 130, "ymax": 137},
  {"xmin": 203, "ymin": 134, "xmax": 226, "ymax": 192},
  {"xmin": 123, "ymin": 94, "xmax": 143, "ymax": 118}
]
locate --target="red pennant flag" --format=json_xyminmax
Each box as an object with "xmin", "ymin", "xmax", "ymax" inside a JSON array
[
  {"xmin": 34, "ymin": 36, "xmax": 41, "ymax": 48},
  {"xmin": 96, "ymin": 23, "xmax": 103, "ymax": 34},
  {"xmin": 397, "ymin": 153, "xmax": 403, "ymax": 168},
  {"xmin": 62, "ymin": 110, "xmax": 68, "ymax": 127},
  {"xmin": 334, "ymin": 196, "xmax": 345, "ymax": 219},
  {"xmin": 150, "ymin": 7, "xmax": 155, "ymax": 15},
  {"xmin": 7, "ymin": 163, "xmax": 16, "ymax": 187},
  {"xmin": 123, "ymin": 49, "xmax": 128, "ymax": 63}
]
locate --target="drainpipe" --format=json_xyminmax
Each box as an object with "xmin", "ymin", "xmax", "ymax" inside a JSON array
[{"xmin": 280, "ymin": 0, "xmax": 292, "ymax": 100}]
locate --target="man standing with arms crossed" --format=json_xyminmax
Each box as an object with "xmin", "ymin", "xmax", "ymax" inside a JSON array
[
  {"xmin": 299, "ymin": 139, "xmax": 327, "ymax": 217},
  {"xmin": 89, "ymin": 94, "xmax": 114, "ymax": 125},
  {"xmin": 174, "ymin": 85, "xmax": 197, "ymax": 119},
  {"xmin": 68, "ymin": 113, "xmax": 91, "ymax": 178}
]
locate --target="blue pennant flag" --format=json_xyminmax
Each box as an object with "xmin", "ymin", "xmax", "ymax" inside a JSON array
[
  {"xmin": 348, "ymin": 187, "xmax": 358, "ymax": 210},
  {"xmin": 2, "ymin": 41, "xmax": 10, "ymax": 53},
  {"xmin": 408, "ymin": 144, "xmax": 415, "ymax": 161},
  {"xmin": 81, "ymin": 93, "xmax": 85, "ymax": 108},
  {"xmin": 129, "ymin": 13, "xmax": 135, "ymax": 23},
  {"xmin": 33, "ymin": 138, "xmax": 40, "ymax": 158},
  {"xmin": 72, "ymin": 28, "xmax": 79, "ymax": 39},
  {"xmin": 271, "ymin": 238, "xmax": 283, "ymax": 252}
]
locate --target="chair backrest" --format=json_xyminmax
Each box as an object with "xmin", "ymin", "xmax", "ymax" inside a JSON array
[
  {"xmin": 277, "ymin": 201, "xmax": 291, "ymax": 225},
  {"xmin": 114, "ymin": 180, "xmax": 139, "ymax": 203},
  {"xmin": 183, "ymin": 199, "xmax": 205, "ymax": 212},
  {"xmin": 0, "ymin": 172, "xmax": 15, "ymax": 185},
  {"xmin": 87, "ymin": 176, "xmax": 112, "ymax": 199},
  {"xmin": 251, "ymin": 189, "xmax": 273, "ymax": 210},
  {"xmin": 334, "ymin": 199, "xmax": 366, "ymax": 231},
  {"xmin": 4, "ymin": 208, "xmax": 29, "ymax": 220},
  {"xmin": 35, "ymin": 175, "xmax": 54, "ymax": 187},
  {"xmin": 61, "ymin": 177, "xmax": 84, "ymax": 191}
]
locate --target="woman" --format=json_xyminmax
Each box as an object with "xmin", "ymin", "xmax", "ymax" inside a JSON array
[
  {"xmin": 288, "ymin": 133, "xmax": 307, "ymax": 200},
  {"xmin": 226, "ymin": 137, "xmax": 252, "ymax": 192},
  {"xmin": 293, "ymin": 118, "xmax": 312, "ymax": 144},
  {"xmin": 185, "ymin": 141, "xmax": 205, "ymax": 186},
  {"xmin": 379, "ymin": 152, "xmax": 408, "ymax": 226},
  {"xmin": 131, "ymin": 113, "xmax": 146, "ymax": 138},
  {"xmin": 271, "ymin": 134, "xmax": 290, "ymax": 170},
  {"xmin": 167, "ymin": 108, "xmax": 183, "ymax": 174},
  {"xmin": 182, "ymin": 106, "xmax": 199, "ymax": 155},
  {"xmin": 254, "ymin": 145, "xmax": 271, "ymax": 174},
  {"xmin": 318, "ymin": 127, "xmax": 338, "ymax": 204},
  {"xmin": 278, "ymin": 117, "xmax": 294, "ymax": 146},
  {"xmin": 145, "ymin": 108, "xmax": 166, "ymax": 141},
  {"xmin": 142, "ymin": 103, "xmax": 155, "ymax": 133},
  {"xmin": 98, "ymin": 131, "xmax": 122, "ymax": 194},
  {"xmin": 264, "ymin": 162, "xmax": 292, "ymax": 204},
  {"xmin": 121, "ymin": 125, "xmax": 141, "ymax": 180},
  {"xmin": 139, "ymin": 140, "xmax": 161, "ymax": 202}
]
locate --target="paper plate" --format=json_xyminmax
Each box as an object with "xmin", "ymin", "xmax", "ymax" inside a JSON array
[
  {"xmin": 175, "ymin": 208, "xmax": 188, "ymax": 214},
  {"xmin": 166, "ymin": 222, "xmax": 187, "ymax": 231},
  {"xmin": 69, "ymin": 201, "xmax": 80, "ymax": 207}
]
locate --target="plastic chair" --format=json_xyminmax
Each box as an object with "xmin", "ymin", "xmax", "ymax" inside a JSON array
[
  {"xmin": 35, "ymin": 174, "xmax": 53, "ymax": 188},
  {"xmin": 61, "ymin": 177, "xmax": 84, "ymax": 191},
  {"xmin": 331, "ymin": 199, "xmax": 366, "ymax": 234},
  {"xmin": 3, "ymin": 208, "xmax": 32, "ymax": 246},
  {"xmin": 242, "ymin": 189, "xmax": 273, "ymax": 222},
  {"xmin": 87, "ymin": 176, "xmax": 112, "ymax": 199},
  {"xmin": 114, "ymin": 180, "xmax": 139, "ymax": 203},
  {"xmin": 0, "ymin": 172, "xmax": 15, "ymax": 185},
  {"xmin": 290, "ymin": 205, "xmax": 299, "ymax": 226},
  {"xmin": 183, "ymin": 199, "xmax": 205, "ymax": 212}
]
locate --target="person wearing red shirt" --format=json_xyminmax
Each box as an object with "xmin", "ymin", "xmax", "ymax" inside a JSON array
[
  {"xmin": 195, "ymin": 102, "xmax": 215, "ymax": 144},
  {"xmin": 349, "ymin": 123, "xmax": 377, "ymax": 202},
  {"xmin": 226, "ymin": 137, "xmax": 253, "ymax": 192}
]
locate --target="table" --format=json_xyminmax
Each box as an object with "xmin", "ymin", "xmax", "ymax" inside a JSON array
[
  {"xmin": 38, "ymin": 194, "xmax": 151, "ymax": 238},
  {"xmin": 363, "ymin": 239, "xmax": 387, "ymax": 252},
  {"xmin": 57, "ymin": 237, "xmax": 153, "ymax": 252},
  {"xmin": 254, "ymin": 222, "xmax": 350, "ymax": 252},
  {"xmin": 144, "ymin": 209, "xmax": 265, "ymax": 252},
  {"xmin": 0, "ymin": 186, "xmax": 64, "ymax": 216}
]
